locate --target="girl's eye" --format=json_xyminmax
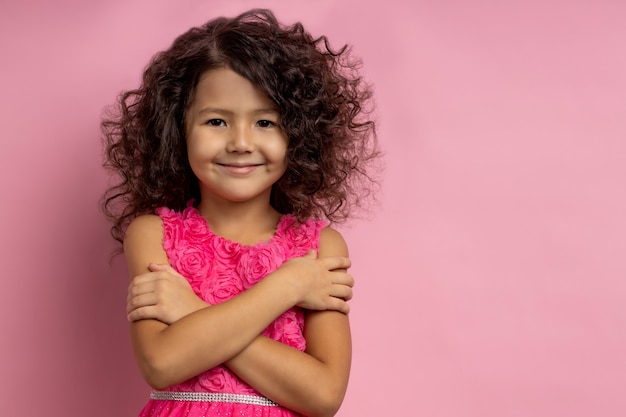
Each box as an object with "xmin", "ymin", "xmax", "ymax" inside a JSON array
[
  {"xmin": 256, "ymin": 120, "xmax": 276, "ymax": 128},
  {"xmin": 205, "ymin": 119, "xmax": 226, "ymax": 127}
]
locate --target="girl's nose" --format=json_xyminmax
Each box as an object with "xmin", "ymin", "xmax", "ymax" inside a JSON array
[{"xmin": 227, "ymin": 125, "xmax": 255, "ymax": 153}]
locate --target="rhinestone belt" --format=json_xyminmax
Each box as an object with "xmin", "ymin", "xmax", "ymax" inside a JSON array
[{"xmin": 150, "ymin": 391, "xmax": 279, "ymax": 406}]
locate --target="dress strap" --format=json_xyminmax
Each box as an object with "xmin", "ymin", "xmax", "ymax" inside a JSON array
[{"xmin": 150, "ymin": 391, "xmax": 279, "ymax": 407}]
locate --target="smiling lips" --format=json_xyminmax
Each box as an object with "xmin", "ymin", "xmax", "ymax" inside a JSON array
[{"xmin": 217, "ymin": 162, "xmax": 263, "ymax": 175}]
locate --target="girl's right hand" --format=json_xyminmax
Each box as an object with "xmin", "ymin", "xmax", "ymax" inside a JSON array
[
  {"xmin": 279, "ymin": 250, "xmax": 354, "ymax": 314},
  {"xmin": 127, "ymin": 263, "xmax": 210, "ymax": 324}
]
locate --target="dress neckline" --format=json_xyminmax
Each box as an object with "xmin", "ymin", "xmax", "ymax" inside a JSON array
[{"xmin": 188, "ymin": 205, "xmax": 290, "ymax": 249}]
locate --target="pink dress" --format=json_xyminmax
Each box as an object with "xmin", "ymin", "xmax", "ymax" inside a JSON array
[{"xmin": 137, "ymin": 203, "xmax": 326, "ymax": 417}]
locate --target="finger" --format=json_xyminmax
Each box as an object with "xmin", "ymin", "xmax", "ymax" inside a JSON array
[
  {"xmin": 148, "ymin": 263, "xmax": 169, "ymax": 272},
  {"xmin": 303, "ymin": 249, "xmax": 317, "ymax": 259},
  {"xmin": 149, "ymin": 263, "xmax": 185, "ymax": 280},
  {"xmin": 127, "ymin": 305, "xmax": 162, "ymax": 322},
  {"xmin": 320, "ymin": 256, "xmax": 351, "ymax": 271},
  {"xmin": 334, "ymin": 273, "xmax": 354, "ymax": 288},
  {"xmin": 128, "ymin": 271, "xmax": 165, "ymax": 288},
  {"xmin": 128, "ymin": 281, "xmax": 160, "ymax": 300},
  {"xmin": 331, "ymin": 285, "xmax": 353, "ymax": 301},
  {"xmin": 127, "ymin": 292, "xmax": 158, "ymax": 315},
  {"xmin": 326, "ymin": 297, "xmax": 350, "ymax": 314},
  {"xmin": 127, "ymin": 280, "xmax": 145, "ymax": 303},
  {"xmin": 130, "ymin": 269, "xmax": 180, "ymax": 293}
]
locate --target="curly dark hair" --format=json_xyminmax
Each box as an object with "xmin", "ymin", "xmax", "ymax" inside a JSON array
[{"xmin": 102, "ymin": 8, "xmax": 379, "ymax": 244}]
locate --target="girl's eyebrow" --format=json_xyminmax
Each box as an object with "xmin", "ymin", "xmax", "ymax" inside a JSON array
[
  {"xmin": 197, "ymin": 107, "xmax": 279, "ymax": 116},
  {"xmin": 197, "ymin": 107, "xmax": 233, "ymax": 117},
  {"xmin": 252, "ymin": 108, "xmax": 279, "ymax": 115}
]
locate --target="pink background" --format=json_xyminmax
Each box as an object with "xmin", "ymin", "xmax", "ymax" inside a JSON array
[{"xmin": 1, "ymin": 0, "xmax": 625, "ymax": 416}]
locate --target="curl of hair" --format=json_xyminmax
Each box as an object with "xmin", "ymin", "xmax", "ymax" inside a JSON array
[{"xmin": 102, "ymin": 9, "xmax": 380, "ymax": 244}]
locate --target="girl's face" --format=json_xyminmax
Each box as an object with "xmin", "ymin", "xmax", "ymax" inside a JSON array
[{"xmin": 185, "ymin": 67, "xmax": 288, "ymax": 206}]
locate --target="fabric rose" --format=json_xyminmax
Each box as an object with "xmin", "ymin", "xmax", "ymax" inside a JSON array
[
  {"xmin": 181, "ymin": 206, "xmax": 211, "ymax": 241},
  {"xmin": 174, "ymin": 243, "xmax": 212, "ymax": 288},
  {"xmin": 211, "ymin": 237, "xmax": 242, "ymax": 268},
  {"xmin": 202, "ymin": 268, "xmax": 244, "ymax": 304},
  {"xmin": 200, "ymin": 368, "xmax": 226, "ymax": 392},
  {"xmin": 156, "ymin": 208, "xmax": 185, "ymax": 250},
  {"xmin": 279, "ymin": 217, "xmax": 325, "ymax": 256},
  {"xmin": 264, "ymin": 309, "xmax": 306, "ymax": 352},
  {"xmin": 199, "ymin": 367, "xmax": 248, "ymax": 394},
  {"xmin": 236, "ymin": 244, "xmax": 286, "ymax": 286}
]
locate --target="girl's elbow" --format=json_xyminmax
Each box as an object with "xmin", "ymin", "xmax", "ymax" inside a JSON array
[
  {"xmin": 139, "ymin": 364, "xmax": 170, "ymax": 390},
  {"xmin": 143, "ymin": 374, "xmax": 171, "ymax": 391},
  {"xmin": 137, "ymin": 352, "xmax": 179, "ymax": 390},
  {"xmin": 310, "ymin": 404, "xmax": 341, "ymax": 417},
  {"xmin": 142, "ymin": 367, "xmax": 176, "ymax": 390},
  {"xmin": 309, "ymin": 386, "xmax": 346, "ymax": 417},
  {"xmin": 308, "ymin": 404, "xmax": 341, "ymax": 417}
]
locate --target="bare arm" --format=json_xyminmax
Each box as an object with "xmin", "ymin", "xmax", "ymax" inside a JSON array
[
  {"xmin": 125, "ymin": 215, "xmax": 352, "ymax": 391},
  {"xmin": 224, "ymin": 228, "xmax": 352, "ymax": 417}
]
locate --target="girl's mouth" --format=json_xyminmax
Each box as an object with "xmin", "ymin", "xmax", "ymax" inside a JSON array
[{"xmin": 217, "ymin": 163, "xmax": 262, "ymax": 175}]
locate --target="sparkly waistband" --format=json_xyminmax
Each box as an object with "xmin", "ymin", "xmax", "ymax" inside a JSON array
[{"xmin": 150, "ymin": 391, "xmax": 279, "ymax": 407}]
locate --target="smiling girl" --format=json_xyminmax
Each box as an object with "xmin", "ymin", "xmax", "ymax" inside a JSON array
[{"xmin": 101, "ymin": 9, "xmax": 379, "ymax": 417}]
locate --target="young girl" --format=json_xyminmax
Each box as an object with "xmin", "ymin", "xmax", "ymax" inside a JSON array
[{"xmin": 102, "ymin": 9, "xmax": 378, "ymax": 417}]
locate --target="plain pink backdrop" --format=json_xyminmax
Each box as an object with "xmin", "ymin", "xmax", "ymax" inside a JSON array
[{"xmin": 1, "ymin": 1, "xmax": 625, "ymax": 416}]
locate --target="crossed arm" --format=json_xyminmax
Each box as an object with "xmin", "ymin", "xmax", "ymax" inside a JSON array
[{"xmin": 123, "ymin": 214, "xmax": 354, "ymax": 417}]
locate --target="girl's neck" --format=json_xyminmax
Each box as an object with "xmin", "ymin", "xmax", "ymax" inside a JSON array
[{"xmin": 196, "ymin": 195, "xmax": 282, "ymax": 246}]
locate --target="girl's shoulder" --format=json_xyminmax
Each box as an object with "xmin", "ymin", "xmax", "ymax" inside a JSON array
[
  {"xmin": 319, "ymin": 226, "xmax": 349, "ymax": 254},
  {"xmin": 123, "ymin": 214, "xmax": 168, "ymax": 266},
  {"xmin": 126, "ymin": 213, "xmax": 162, "ymax": 231},
  {"xmin": 124, "ymin": 214, "xmax": 163, "ymax": 244}
]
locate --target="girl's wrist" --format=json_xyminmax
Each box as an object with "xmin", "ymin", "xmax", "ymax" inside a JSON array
[
  {"xmin": 193, "ymin": 299, "xmax": 211, "ymax": 312},
  {"xmin": 265, "ymin": 266, "xmax": 303, "ymax": 308}
]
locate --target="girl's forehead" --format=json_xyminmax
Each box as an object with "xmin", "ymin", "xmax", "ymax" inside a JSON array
[{"xmin": 189, "ymin": 68, "xmax": 278, "ymax": 113}]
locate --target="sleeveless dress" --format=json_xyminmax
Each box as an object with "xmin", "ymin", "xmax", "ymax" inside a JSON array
[{"xmin": 137, "ymin": 203, "xmax": 326, "ymax": 417}]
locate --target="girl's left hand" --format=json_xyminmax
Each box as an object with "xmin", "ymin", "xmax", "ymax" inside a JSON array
[{"xmin": 126, "ymin": 263, "xmax": 210, "ymax": 324}]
